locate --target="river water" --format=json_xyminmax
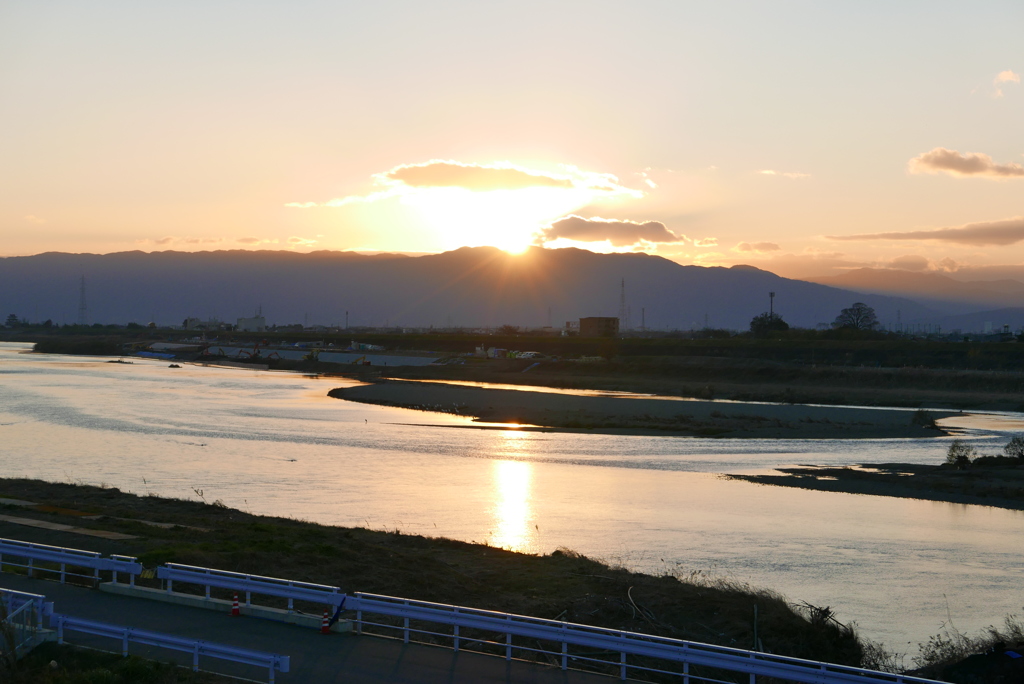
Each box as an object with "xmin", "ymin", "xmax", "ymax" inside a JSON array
[{"xmin": 1, "ymin": 342, "xmax": 1021, "ymax": 651}]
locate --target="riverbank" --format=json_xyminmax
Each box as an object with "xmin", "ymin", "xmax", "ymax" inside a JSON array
[
  {"xmin": 329, "ymin": 379, "xmax": 955, "ymax": 439},
  {"xmin": 0, "ymin": 478, "xmax": 864, "ymax": 667},
  {"xmin": 726, "ymin": 458, "xmax": 1024, "ymax": 511}
]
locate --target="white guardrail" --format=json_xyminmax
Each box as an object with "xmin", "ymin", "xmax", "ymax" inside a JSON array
[
  {"xmin": 159, "ymin": 564, "xmax": 943, "ymax": 684},
  {"xmin": 0, "ymin": 538, "xmax": 141, "ymax": 586},
  {"xmin": 51, "ymin": 614, "xmax": 290, "ymax": 683},
  {"xmin": 158, "ymin": 563, "xmax": 345, "ymax": 611},
  {"xmin": 1, "ymin": 588, "xmax": 52, "ymax": 657}
]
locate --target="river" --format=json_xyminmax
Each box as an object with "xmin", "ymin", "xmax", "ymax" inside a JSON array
[{"xmin": 1, "ymin": 342, "xmax": 1021, "ymax": 652}]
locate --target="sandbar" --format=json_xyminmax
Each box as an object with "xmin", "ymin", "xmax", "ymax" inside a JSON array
[{"xmin": 329, "ymin": 380, "xmax": 956, "ymax": 439}]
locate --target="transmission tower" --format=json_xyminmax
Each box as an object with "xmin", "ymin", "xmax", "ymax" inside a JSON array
[
  {"xmin": 77, "ymin": 275, "xmax": 87, "ymax": 326},
  {"xmin": 619, "ymin": 278, "xmax": 628, "ymax": 330}
]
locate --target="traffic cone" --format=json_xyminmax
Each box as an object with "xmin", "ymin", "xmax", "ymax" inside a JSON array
[
  {"xmin": 320, "ymin": 609, "xmax": 331, "ymax": 634},
  {"xmin": 230, "ymin": 593, "xmax": 240, "ymax": 617}
]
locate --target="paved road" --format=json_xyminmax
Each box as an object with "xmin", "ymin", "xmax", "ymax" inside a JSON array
[{"xmin": 1, "ymin": 573, "xmax": 617, "ymax": 683}]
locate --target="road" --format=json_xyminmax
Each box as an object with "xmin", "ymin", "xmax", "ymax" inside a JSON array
[{"xmin": 1, "ymin": 572, "xmax": 618, "ymax": 683}]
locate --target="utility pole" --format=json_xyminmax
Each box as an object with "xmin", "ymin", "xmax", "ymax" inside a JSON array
[
  {"xmin": 619, "ymin": 278, "xmax": 627, "ymax": 331},
  {"xmin": 641, "ymin": 307, "xmax": 646, "ymax": 331},
  {"xmin": 345, "ymin": 311, "xmax": 349, "ymax": 329},
  {"xmin": 769, "ymin": 291, "xmax": 775, "ymax": 317}
]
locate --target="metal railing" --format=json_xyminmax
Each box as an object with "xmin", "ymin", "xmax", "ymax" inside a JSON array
[
  {"xmin": 157, "ymin": 563, "xmax": 344, "ymax": 612},
  {"xmin": 52, "ymin": 614, "xmax": 290, "ymax": 684},
  {"xmin": 0, "ymin": 538, "xmax": 141, "ymax": 586},
  {"xmin": 346, "ymin": 593, "xmax": 943, "ymax": 684},
  {"xmin": 1, "ymin": 588, "xmax": 52, "ymax": 657}
]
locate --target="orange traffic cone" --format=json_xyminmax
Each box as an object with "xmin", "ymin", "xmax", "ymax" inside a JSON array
[
  {"xmin": 230, "ymin": 593, "xmax": 240, "ymax": 617},
  {"xmin": 320, "ymin": 609, "xmax": 331, "ymax": 634}
]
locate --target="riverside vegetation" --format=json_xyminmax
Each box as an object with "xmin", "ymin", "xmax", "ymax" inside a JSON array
[
  {"xmin": 1, "ymin": 478, "xmax": 861, "ymax": 681},
  {"xmin": 2, "ymin": 479, "xmax": 1021, "ymax": 683}
]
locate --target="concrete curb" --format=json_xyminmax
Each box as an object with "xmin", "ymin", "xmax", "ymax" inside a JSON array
[{"xmin": 98, "ymin": 582, "xmax": 352, "ymax": 633}]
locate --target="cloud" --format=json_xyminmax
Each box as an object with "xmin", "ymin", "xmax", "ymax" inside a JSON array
[
  {"xmin": 828, "ymin": 216, "xmax": 1024, "ymax": 246},
  {"xmin": 993, "ymin": 70, "xmax": 1021, "ymax": 97},
  {"xmin": 995, "ymin": 69, "xmax": 1021, "ymax": 84},
  {"xmin": 538, "ymin": 215, "xmax": 684, "ymax": 247},
  {"xmin": 886, "ymin": 254, "xmax": 931, "ymax": 271},
  {"xmin": 287, "ymin": 160, "xmax": 642, "ymax": 208},
  {"xmin": 154, "ymin": 237, "xmax": 174, "ymax": 245},
  {"xmin": 758, "ymin": 169, "xmax": 811, "ymax": 179},
  {"xmin": 908, "ymin": 147, "xmax": 1024, "ymax": 178},
  {"xmin": 693, "ymin": 237, "xmax": 718, "ymax": 247},
  {"xmin": 287, "ymin": 236, "xmax": 318, "ymax": 247},
  {"xmin": 183, "ymin": 237, "xmax": 223, "ymax": 245},
  {"xmin": 384, "ymin": 160, "xmax": 574, "ymax": 191},
  {"xmin": 236, "ymin": 237, "xmax": 280, "ymax": 245},
  {"xmin": 733, "ymin": 241, "xmax": 781, "ymax": 253},
  {"xmin": 23, "ymin": 215, "xmax": 45, "ymax": 224}
]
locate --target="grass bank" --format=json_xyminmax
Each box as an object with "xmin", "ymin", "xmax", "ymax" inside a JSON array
[{"xmin": 0, "ymin": 478, "xmax": 864, "ymax": 669}]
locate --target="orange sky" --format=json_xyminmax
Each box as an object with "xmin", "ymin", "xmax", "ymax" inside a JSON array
[{"xmin": 2, "ymin": 2, "xmax": 1022, "ymax": 279}]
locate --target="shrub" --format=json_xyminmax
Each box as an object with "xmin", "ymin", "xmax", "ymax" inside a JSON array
[
  {"xmin": 1003, "ymin": 434, "xmax": 1024, "ymax": 458},
  {"xmin": 945, "ymin": 439, "xmax": 976, "ymax": 470}
]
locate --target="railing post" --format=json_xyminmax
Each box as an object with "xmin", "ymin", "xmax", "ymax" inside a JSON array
[
  {"xmin": 122, "ymin": 628, "xmax": 129, "ymax": 656},
  {"xmin": 288, "ymin": 582, "xmax": 294, "ymax": 613},
  {"xmin": 683, "ymin": 661, "xmax": 689, "ymax": 684},
  {"xmin": 57, "ymin": 615, "xmax": 65, "ymax": 645},
  {"xmin": 166, "ymin": 578, "xmax": 173, "ymax": 594},
  {"xmin": 620, "ymin": 631, "xmax": 627, "ymax": 680},
  {"xmin": 192, "ymin": 642, "xmax": 200, "ymax": 671},
  {"xmin": 60, "ymin": 563, "xmax": 66, "ymax": 584},
  {"xmin": 505, "ymin": 614, "xmax": 512, "ymax": 661},
  {"xmin": 93, "ymin": 566, "xmax": 100, "ymax": 585},
  {"xmin": 749, "ymin": 651, "xmax": 756, "ymax": 684},
  {"xmin": 129, "ymin": 570, "xmax": 135, "ymax": 588},
  {"xmin": 453, "ymin": 607, "xmax": 460, "ymax": 652},
  {"xmin": 27, "ymin": 558, "xmax": 33, "ymax": 578},
  {"xmin": 403, "ymin": 600, "xmax": 410, "ymax": 643},
  {"xmin": 245, "ymin": 591, "xmax": 251, "ymax": 607},
  {"xmin": 356, "ymin": 609, "xmax": 362, "ymax": 634},
  {"xmin": 561, "ymin": 623, "xmax": 567, "ymax": 670}
]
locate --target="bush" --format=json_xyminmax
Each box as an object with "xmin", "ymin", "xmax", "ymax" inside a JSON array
[
  {"xmin": 1003, "ymin": 434, "xmax": 1024, "ymax": 458},
  {"xmin": 945, "ymin": 439, "xmax": 976, "ymax": 470}
]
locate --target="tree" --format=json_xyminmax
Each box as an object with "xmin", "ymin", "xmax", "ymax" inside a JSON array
[
  {"xmin": 749, "ymin": 312, "xmax": 789, "ymax": 337},
  {"xmin": 833, "ymin": 302, "xmax": 878, "ymax": 331},
  {"xmin": 4, "ymin": 314, "xmax": 18, "ymax": 328},
  {"xmin": 945, "ymin": 439, "xmax": 976, "ymax": 470},
  {"xmin": 1004, "ymin": 435, "xmax": 1024, "ymax": 458},
  {"xmin": 496, "ymin": 324, "xmax": 519, "ymax": 336}
]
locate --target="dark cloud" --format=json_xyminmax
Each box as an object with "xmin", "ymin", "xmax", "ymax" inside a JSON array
[
  {"xmin": 909, "ymin": 148, "xmax": 1024, "ymax": 178},
  {"xmin": 539, "ymin": 215, "xmax": 684, "ymax": 246},
  {"xmin": 384, "ymin": 161, "xmax": 574, "ymax": 191},
  {"xmin": 733, "ymin": 242, "xmax": 781, "ymax": 253},
  {"xmin": 829, "ymin": 217, "xmax": 1024, "ymax": 246}
]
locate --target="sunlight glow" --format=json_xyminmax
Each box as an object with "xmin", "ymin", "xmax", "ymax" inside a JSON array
[
  {"xmin": 401, "ymin": 187, "xmax": 600, "ymax": 254},
  {"xmin": 490, "ymin": 458, "xmax": 534, "ymax": 552}
]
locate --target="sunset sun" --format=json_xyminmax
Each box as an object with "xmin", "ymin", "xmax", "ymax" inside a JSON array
[{"xmin": 402, "ymin": 185, "xmax": 598, "ymax": 253}]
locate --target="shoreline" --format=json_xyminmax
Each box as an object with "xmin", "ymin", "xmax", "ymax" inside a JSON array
[
  {"xmin": 726, "ymin": 461, "xmax": 1024, "ymax": 511},
  {"xmin": 330, "ymin": 379, "xmax": 957, "ymax": 439},
  {"xmin": 0, "ymin": 477, "xmax": 866, "ymax": 666}
]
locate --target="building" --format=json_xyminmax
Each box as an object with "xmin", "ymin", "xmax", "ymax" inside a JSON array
[
  {"xmin": 579, "ymin": 317, "xmax": 619, "ymax": 338},
  {"xmin": 236, "ymin": 316, "xmax": 267, "ymax": 332}
]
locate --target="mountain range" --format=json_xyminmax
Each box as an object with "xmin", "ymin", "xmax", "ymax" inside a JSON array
[{"xmin": 0, "ymin": 247, "xmax": 1005, "ymax": 331}]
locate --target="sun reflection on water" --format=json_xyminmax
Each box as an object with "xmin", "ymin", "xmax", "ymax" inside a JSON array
[{"xmin": 490, "ymin": 449, "xmax": 535, "ymax": 553}]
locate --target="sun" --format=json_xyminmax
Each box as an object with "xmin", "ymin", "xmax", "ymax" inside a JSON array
[{"xmin": 402, "ymin": 186, "xmax": 596, "ymax": 253}]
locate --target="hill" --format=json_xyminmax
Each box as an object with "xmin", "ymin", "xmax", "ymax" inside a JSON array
[{"xmin": 0, "ymin": 247, "xmax": 936, "ymax": 330}]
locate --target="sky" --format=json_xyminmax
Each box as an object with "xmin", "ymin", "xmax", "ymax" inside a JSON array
[{"xmin": 2, "ymin": 1, "xmax": 1022, "ymax": 280}]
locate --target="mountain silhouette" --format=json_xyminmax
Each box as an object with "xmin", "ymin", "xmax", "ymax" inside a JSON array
[{"xmin": 1, "ymin": 247, "xmax": 937, "ymax": 330}]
